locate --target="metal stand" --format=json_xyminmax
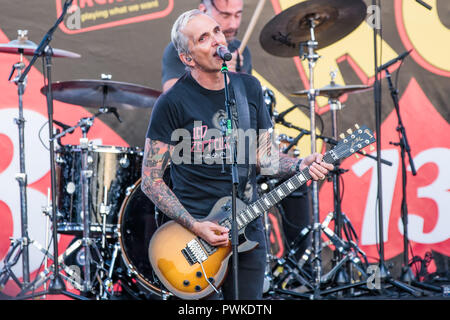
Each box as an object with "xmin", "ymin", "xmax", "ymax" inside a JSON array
[
  {"xmin": 300, "ymin": 17, "xmax": 322, "ymax": 298},
  {"xmin": 0, "ymin": 31, "xmax": 65, "ymax": 295},
  {"xmin": 0, "ymin": 38, "xmax": 31, "ymax": 291},
  {"xmin": 385, "ymin": 70, "xmax": 441, "ymax": 294},
  {"xmin": 371, "ymin": 0, "xmax": 422, "ymax": 297},
  {"xmin": 8, "ymin": 3, "xmax": 90, "ymax": 297},
  {"xmin": 385, "ymin": 69, "xmax": 417, "ymax": 283},
  {"xmin": 220, "ymin": 61, "xmax": 240, "ymax": 300}
]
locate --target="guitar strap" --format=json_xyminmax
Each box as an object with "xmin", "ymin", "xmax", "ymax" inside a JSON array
[{"xmin": 229, "ymin": 73, "xmax": 252, "ymax": 202}]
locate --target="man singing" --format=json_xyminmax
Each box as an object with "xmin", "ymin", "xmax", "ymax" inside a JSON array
[{"xmin": 142, "ymin": 10, "xmax": 333, "ymax": 300}]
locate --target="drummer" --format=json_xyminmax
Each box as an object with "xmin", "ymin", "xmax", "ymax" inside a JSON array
[{"xmin": 161, "ymin": 0, "xmax": 252, "ymax": 92}]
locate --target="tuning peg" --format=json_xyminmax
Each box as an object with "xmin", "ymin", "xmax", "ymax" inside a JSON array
[
  {"xmin": 361, "ymin": 150, "xmax": 367, "ymax": 155},
  {"xmin": 347, "ymin": 129, "xmax": 353, "ymax": 135},
  {"xmin": 355, "ymin": 124, "xmax": 360, "ymax": 129},
  {"xmin": 339, "ymin": 133, "xmax": 345, "ymax": 139},
  {"xmin": 370, "ymin": 145, "xmax": 375, "ymax": 151},
  {"xmin": 355, "ymin": 154, "xmax": 360, "ymax": 159}
]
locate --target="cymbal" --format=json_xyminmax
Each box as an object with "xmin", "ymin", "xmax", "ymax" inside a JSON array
[
  {"xmin": 291, "ymin": 83, "xmax": 372, "ymax": 99},
  {"xmin": 41, "ymin": 80, "xmax": 161, "ymax": 110},
  {"xmin": 0, "ymin": 39, "xmax": 81, "ymax": 58},
  {"xmin": 260, "ymin": 0, "xmax": 367, "ymax": 57}
]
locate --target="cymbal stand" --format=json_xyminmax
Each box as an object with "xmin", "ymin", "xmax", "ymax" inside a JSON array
[
  {"xmin": 299, "ymin": 17, "xmax": 322, "ymax": 298},
  {"xmin": 321, "ymin": 83, "xmax": 371, "ymax": 293},
  {"xmin": 75, "ymin": 116, "xmax": 106, "ymax": 295},
  {"xmin": 14, "ymin": 114, "xmax": 107, "ymax": 300},
  {"xmin": 0, "ymin": 36, "xmax": 31, "ymax": 291},
  {"xmin": 6, "ymin": 0, "xmax": 90, "ymax": 301}
]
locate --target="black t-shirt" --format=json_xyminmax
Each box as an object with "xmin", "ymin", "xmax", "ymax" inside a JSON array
[
  {"xmin": 161, "ymin": 40, "xmax": 252, "ymax": 87},
  {"xmin": 146, "ymin": 72, "xmax": 272, "ymax": 218}
]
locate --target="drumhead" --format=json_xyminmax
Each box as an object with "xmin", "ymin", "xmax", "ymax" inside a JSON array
[{"xmin": 117, "ymin": 178, "xmax": 171, "ymax": 298}]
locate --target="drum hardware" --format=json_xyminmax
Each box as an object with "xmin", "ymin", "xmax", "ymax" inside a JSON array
[
  {"xmin": 10, "ymin": 2, "xmax": 89, "ymax": 300},
  {"xmin": 0, "ymin": 23, "xmax": 83, "ymax": 299},
  {"xmin": 262, "ymin": 87, "xmax": 276, "ymax": 120},
  {"xmin": 320, "ymin": 70, "xmax": 371, "ymax": 292},
  {"xmin": 40, "ymin": 79, "xmax": 161, "ymax": 111},
  {"xmin": 54, "ymin": 143, "xmax": 143, "ymax": 236},
  {"xmin": 99, "ymin": 242, "xmax": 121, "ymax": 299},
  {"xmin": 272, "ymin": 73, "xmax": 395, "ymax": 298},
  {"xmin": 14, "ymin": 192, "xmax": 88, "ymax": 297},
  {"xmin": 276, "ymin": 134, "xmax": 300, "ymax": 158},
  {"xmin": 0, "ymin": 30, "xmax": 32, "ymax": 289},
  {"xmin": 38, "ymin": 109, "xmax": 120, "ymax": 295},
  {"xmin": 0, "ymin": 30, "xmax": 81, "ymax": 59},
  {"xmin": 100, "ymin": 186, "xmax": 112, "ymax": 250},
  {"xmin": 260, "ymin": 0, "xmax": 370, "ymax": 298},
  {"xmin": 259, "ymin": 0, "xmax": 367, "ymax": 57},
  {"xmin": 297, "ymin": 18, "xmax": 325, "ymax": 296},
  {"xmin": 116, "ymin": 178, "xmax": 173, "ymax": 300}
]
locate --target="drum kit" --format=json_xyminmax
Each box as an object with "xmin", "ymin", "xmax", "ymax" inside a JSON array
[
  {"xmin": 0, "ymin": 0, "xmax": 387, "ymax": 300},
  {"xmin": 0, "ymin": 27, "xmax": 166, "ymax": 299}
]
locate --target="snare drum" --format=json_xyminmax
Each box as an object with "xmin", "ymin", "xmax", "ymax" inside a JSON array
[{"xmin": 55, "ymin": 144, "xmax": 143, "ymax": 236}]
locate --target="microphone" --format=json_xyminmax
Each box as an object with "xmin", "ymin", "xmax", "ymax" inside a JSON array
[
  {"xmin": 415, "ymin": 0, "xmax": 432, "ymax": 10},
  {"xmin": 216, "ymin": 45, "xmax": 232, "ymax": 61},
  {"xmin": 99, "ymin": 107, "xmax": 122, "ymax": 123},
  {"xmin": 53, "ymin": 119, "xmax": 73, "ymax": 133},
  {"xmin": 377, "ymin": 50, "xmax": 412, "ymax": 72},
  {"xmin": 111, "ymin": 108, "xmax": 123, "ymax": 123},
  {"xmin": 273, "ymin": 105, "xmax": 298, "ymax": 122}
]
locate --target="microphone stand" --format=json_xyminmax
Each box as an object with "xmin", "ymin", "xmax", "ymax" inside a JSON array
[
  {"xmin": 371, "ymin": 0, "xmax": 392, "ymax": 282},
  {"xmin": 383, "ymin": 69, "xmax": 441, "ymax": 294},
  {"xmin": 13, "ymin": 0, "xmax": 87, "ymax": 300},
  {"xmin": 220, "ymin": 62, "xmax": 239, "ymax": 300},
  {"xmin": 384, "ymin": 70, "xmax": 417, "ymax": 283},
  {"xmin": 371, "ymin": 0, "xmax": 421, "ymax": 296}
]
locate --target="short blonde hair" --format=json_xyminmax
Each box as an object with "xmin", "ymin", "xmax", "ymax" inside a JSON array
[{"xmin": 171, "ymin": 9, "xmax": 205, "ymax": 55}]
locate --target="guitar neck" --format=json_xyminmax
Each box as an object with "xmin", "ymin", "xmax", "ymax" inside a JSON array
[
  {"xmin": 194, "ymin": 124, "xmax": 374, "ymax": 262},
  {"xmin": 219, "ymin": 151, "xmax": 336, "ymax": 231}
]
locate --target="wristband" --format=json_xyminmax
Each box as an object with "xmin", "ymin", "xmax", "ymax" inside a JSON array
[{"xmin": 295, "ymin": 158, "xmax": 303, "ymax": 173}]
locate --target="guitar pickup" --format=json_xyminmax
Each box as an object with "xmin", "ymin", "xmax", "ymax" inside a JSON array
[
  {"xmin": 181, "ymin": 239, "xmax": 208, "ymax": 266},
  {"xmin": 198, "ymin": 238, "xmax": 217, "ymax": 256}
]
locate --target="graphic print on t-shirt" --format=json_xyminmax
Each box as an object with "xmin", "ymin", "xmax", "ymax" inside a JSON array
[{"xmin": 191, "ymin": 120, "xmax": 231, "ymax": 164}]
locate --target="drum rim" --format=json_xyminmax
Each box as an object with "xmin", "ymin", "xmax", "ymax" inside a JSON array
[
  {"xmin": 117, "ymin": 178, "xmax": 170, "ymax": 297},
  {"xmin": 59, "ymin": 144, "xmax": 143, "ymax": 154}
]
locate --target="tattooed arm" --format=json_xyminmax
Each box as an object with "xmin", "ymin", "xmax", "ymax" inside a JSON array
[
  {"xmin": 256, "ymin": 130, "xmax": 334, "ymax": 180},
  {"xmin": 141, "ymin": 138, "xmax": 229, "ymax": 246}
]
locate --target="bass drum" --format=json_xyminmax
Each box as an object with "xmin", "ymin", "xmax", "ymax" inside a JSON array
[{"xmin": 117, "ymin": 178, "xmax": 172, "ymax": 299}]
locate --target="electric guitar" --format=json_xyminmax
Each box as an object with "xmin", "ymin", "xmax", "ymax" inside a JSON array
[{"xmin": 148, "ymin": 124, "xmax": 375, "ymax": 299}]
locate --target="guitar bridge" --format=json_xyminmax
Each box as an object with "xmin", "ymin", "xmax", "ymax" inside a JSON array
[{"xmin": 181, "ymin": 239, "xmax": 208, "ymax": 266}]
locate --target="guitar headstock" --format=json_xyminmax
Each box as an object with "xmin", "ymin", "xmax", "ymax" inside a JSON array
[{"xmin": 333, "ymin": 124, "xmax": 376, "ymax": 160}]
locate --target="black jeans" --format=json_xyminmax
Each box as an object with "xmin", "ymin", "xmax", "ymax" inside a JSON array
[{"xmin": 208, "ymin": 217, "xmax": 267, "ymax": 300}]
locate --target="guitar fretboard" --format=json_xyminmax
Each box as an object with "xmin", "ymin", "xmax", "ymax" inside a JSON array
[{"xmin": 219, "ymin": 152, "xmax": 335, "ymax": 232}]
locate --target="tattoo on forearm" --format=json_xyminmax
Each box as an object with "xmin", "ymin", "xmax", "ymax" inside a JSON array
[
  {"xmin": 141, "ymin": 138, "xmax": 196, "ymax": 230},
  {"xmin": 257, "ymin": 131, "xmax": 299, "ymax": 178}
]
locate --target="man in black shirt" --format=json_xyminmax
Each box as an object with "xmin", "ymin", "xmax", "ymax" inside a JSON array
[
  {"xmin": 142, "ymin": 10, "xmax": 333, "ymax": 300},
  {"xmin": 161, "ymin": 0, "xmax": 251, "ymax": 92}
]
